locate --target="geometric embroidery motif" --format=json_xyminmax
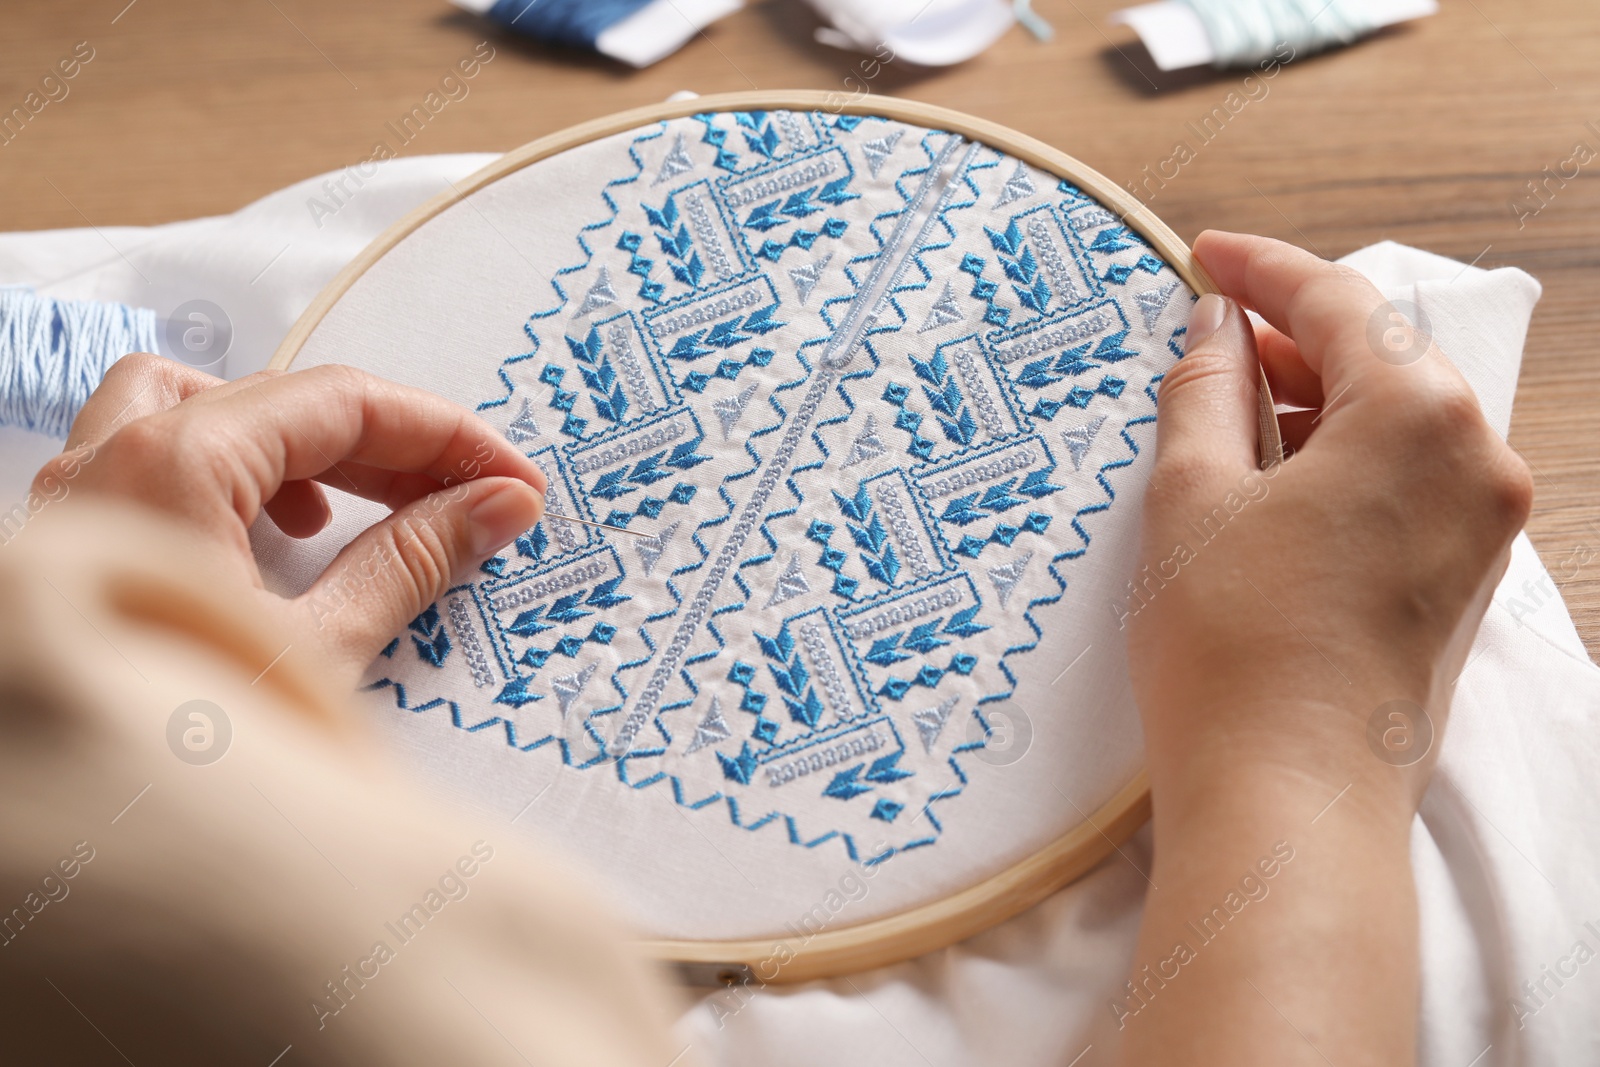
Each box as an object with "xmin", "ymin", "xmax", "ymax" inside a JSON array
[
  {"xmin": 861, "ymin": 128, "xmax": 903, "ymax": 178},
  {"xmin": 654, "ymin": 133, "xmax": 695, "ymax": 186},
  {"xmin": 505, "ymin": 396, "xmax": 541, "ymax": 444},
  {"xmin": 912, "ymin": 694, "xmax": 959, "ymax": 753},
  {"xmin": 993, "ymin": 160, "xmax": 1036, "ymax": 208},
  {"xmin": 765, "ymin": 552, "xmax": 812, "ymax": 607},
  {"xmin": 841, "ymin": 413, "xmax": 888, "ymax": 469},
  {"xmin": 684, "ymin": 694, "xmax": 734, "ymax": 754},
  {"xmin": 571, "ymin": 264, "xmax": 620, "ymax": 319},
  {"xmin": 552, "ymin": 662, "xmax": 597, "ymax": 717},
  {"xmin": 631, "ymin": 520, "xmax": 679, "ymax": 576},
  {"xmin": 919, "ymin": 280, "xmax": 966, "ymax": 334},
  {"xmin": 1135, "ymin": 279, "xmax": 1179, "ymax": 332},
  {"xmin": 367, "ymin": 110, "xmax": 1187, "ymax": 867},
  {"xmin": 1060, "ymin": 415, "xmax": 1106, "ymax": 471},
  {"xmin": 788, "ymin": 253, "xmax": 831, "ymax": 306},
  {"xmin": 986, "ymin": 551, "xmax": 1032, "ymax": 608}
]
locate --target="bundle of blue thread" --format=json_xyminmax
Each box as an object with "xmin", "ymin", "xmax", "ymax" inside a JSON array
[{"xmin": 0, "ymin": 289, "xmax": 158, "ymax": 438}]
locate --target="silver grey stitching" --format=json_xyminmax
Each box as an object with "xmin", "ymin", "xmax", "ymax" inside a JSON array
[
  {"xmin": 571, "ymin": 419, "xmax": 687, "ymax": 474},
  {"xmin": 824, "ymin": 137, "xmax": 976, "ymax": 370},
  {"xmin": 542, "ymin": 484, "xmax": 580, "ymax": 551},
  {"xmin": 490, "ymin": 555, "xmax": 610, "ymax": 613},
  {"xmin": 775, "ymin": 109, "xmax": 812, "ymax": 152},
  {"xmin": 722, "ymin": 155, "xmax": 839, "ymax": 209},
  {"xmin": 447, "ymin": 596, "xmax": 495, "ymax": 688},
  {"xmin": 842, "ymin": 584, "xmax": 964, "ymax": 640},
  {"xmin": 649, "ymin": 284, "xmax": 763, "ymax": 337},
  {"xmin": 990, "ymin": 309, "xmax": 1113, "ymax": 365},
  {"xmin": 922, "ymin": 448, "xmax": 1038, "ymax": 499},
  {"xmin": 800, "ymin": 619, "xmax": 856, "ymax": 723},
  {"xmin": 874, "ymin": 482, "xmax": 933, "ymax": 579},
  {"xmin": 1026, "ymin": 215, "xmax": 1084, "ymax": 304},
  {"xmin": 1070, "ymin": 206, "xmax": 1115, "ymax": 230},
  {"xmin": 613, "ymin": 139, "xmax": 975, "ymax": 754},
  {"xmin": 684, "ymin": 192, "xmax": 736, "ymax": 282},
  {"xmin": 949, "ymin": 339, "xmax": 1006, "ymax": 438},
  {"xmin": 766, "ymin": 729, "xmax": 886, "ymax": 787},
  {"xmin": 607, "ymin": 322, "xmax": 658, "ymax": 414},
  {"xmin": 613, "ymin": 368, "xmax": 836, "ymax": 752}
]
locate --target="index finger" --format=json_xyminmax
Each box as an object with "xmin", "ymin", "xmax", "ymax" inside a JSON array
[
  {"xmin": 1193, "ymin": 231, "xmax": 1461, "ymax": 403},
  {"xmin": 182, "ymin": 364, "xmax": 548, "ymax": 506},
  {"xmin": 66, "ymin": 353, "xmax": 225, "ymax": 453}
]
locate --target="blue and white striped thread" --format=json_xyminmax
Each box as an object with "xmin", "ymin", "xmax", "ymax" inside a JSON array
[
  {"xmin": 0, "ymin": 288, "xmax": 156, "ymax": 437},
  {"xmin": 479, "ymin": 0, "xmax": 657, "ymax": 48},
  {"xmin": 1181, "ymin": 0, "xmax": 1378, "ymax": 67}
]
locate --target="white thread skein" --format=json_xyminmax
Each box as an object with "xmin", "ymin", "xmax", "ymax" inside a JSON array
[{"xmin": 804, "ymin": 0, "xmax": 1016, "ymax": 66}]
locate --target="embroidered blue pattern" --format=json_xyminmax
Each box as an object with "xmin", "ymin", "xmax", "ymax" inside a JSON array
[{"xmin": 366, "ymin": 112, "xmax": 1190, "ymax": 867}]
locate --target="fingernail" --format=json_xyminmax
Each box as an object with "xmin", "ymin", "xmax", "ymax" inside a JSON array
[
  {"xmin": 470, "ymin": 484, "xmax": 543, "ymax": 556},
  {"xmin": 1185, "ymin": 294, "xmax": 1228, "ymax": 353}
]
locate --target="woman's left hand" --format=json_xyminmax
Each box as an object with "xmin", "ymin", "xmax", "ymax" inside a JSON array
[{"xmin": 31, "ymin": 353, "xmax": 547, "ymax": 688}]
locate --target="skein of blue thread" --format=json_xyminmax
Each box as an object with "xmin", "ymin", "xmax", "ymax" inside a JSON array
[
  {"xmin": 0, "ymin": 288, "xmax": 158, "ymax": 438},
  {"xmin": 480, "ymin": 0, "xmax": 657, "ymax": 49}
]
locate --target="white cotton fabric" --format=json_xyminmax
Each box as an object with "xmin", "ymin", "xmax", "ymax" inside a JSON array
[
  {"xmin": 0, "ymin": 153, "xmax": 1594, "ymax": 1067},
  {"xmin": 249, "ymin": 118, "xmax": 1176, "ymax": 941}
]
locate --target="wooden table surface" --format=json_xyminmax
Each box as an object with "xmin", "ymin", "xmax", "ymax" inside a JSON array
[{"xmin": 3, "ymin": 0, "xmax": 1597, "ymax": 652}]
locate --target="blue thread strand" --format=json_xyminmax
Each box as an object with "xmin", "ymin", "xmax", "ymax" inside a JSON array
[{"xmin": 0, "ymin": 289, "xmax": 158, "ymax": 437}]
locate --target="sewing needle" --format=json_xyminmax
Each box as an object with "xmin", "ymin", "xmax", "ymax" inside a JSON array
[{"xmin": 540, "ymin": 512, "xmax": 652, "ymax": 539}]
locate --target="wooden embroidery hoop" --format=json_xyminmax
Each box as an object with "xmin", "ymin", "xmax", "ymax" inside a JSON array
[{"xmin": 271, "ymin": 90, "xmax": 1281, "ymax": 984}]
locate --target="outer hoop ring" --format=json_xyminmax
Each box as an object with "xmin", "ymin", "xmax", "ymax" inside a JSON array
[{"xmin": 272, "ymin": 90, "xmax": 1272, "ymax": 983}]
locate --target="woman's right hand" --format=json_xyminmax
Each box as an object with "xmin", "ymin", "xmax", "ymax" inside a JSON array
[
  {"xmin": 1128, "ymin": 230, "xmax": 1532, "ymax": 819},
  {"xmin": 1117, "ymin": 231, "xmax": 1532, "ymax": 1065}
]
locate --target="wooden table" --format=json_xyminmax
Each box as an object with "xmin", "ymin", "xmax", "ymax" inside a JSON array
[{"xmin": 3, "ymin": 0, "xmax": 1597, "ymax": 652}]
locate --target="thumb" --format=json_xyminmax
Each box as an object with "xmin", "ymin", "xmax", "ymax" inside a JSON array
[
  {"xmin": 298, "ymin": 476, "xmax": 544, "ymax": 674},
  {"xmin": 1154, "ymin": 293, "xmax": 1262, "ymax": 479}
]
